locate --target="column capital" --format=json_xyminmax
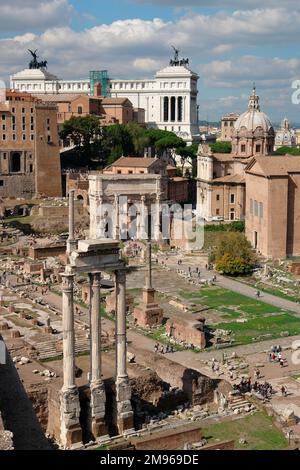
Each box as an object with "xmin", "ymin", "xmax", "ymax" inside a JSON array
[
  {"xmin": 89, "ymin": 272, "xmax": 101, "ymax": 287},
  {"xmin": 115, "ymin": 269, "xmax": 126, "ymax": 284}
]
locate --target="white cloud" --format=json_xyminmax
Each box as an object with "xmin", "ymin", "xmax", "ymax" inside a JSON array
[
  {"xmin": 0, "ymin": 0, "xmax": 73, "ymax": 31},
  {"xmin": 134, "ymin": 0, "xmax": 300, "ymax": 7},
  {"xmin": 211, "ymin": 44, "xmax": 233, "ymax": 55},
  {"xmin": 133, "ymin": 58, "xmax": 163, "ymax": 71}
]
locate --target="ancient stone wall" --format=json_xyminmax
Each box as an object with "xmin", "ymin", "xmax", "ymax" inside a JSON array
[{"xmin": 131, "ymin": 424, "xmax": 202, "ymax": 450}]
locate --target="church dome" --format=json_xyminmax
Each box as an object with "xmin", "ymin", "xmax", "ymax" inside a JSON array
[
  {"xmin": 231, "ymin": 85, "xmax": 275, "ymax": 158},
  {"xmin": 234, "ymin": 86, "xmax": 273, "ymax": 134}
]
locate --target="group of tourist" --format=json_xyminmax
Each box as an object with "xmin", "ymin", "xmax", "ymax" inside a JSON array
[
  {"xmin": 154, "ymin": 342, "xmax": 175, "ymax": 354},
  {"xmin": 268, "ymin": 345, "xmax": 286, "ymax": 367},
  {"xmin": 234, "ymin": 378, "xmax": 275, "ymax": 399}
]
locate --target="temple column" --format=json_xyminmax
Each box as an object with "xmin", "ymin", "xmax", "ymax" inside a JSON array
[
  {"xmin": 60, "ymin": 271, "xmax": 82, "ymax": 448},
  {"xmin": 67, "ymin": 190, "xmax": 77, "ymax": 254},
  {"xmin": 175, "ymin": 96, "xmax": 178, "ymax": 123},
  {"xmin": 154, "ymin": 194, "xmax": 161, "ymax": 241},
  {"xmin": 115, "ymin": 269, "xmax": 134, "ymax": 434},
  {"xmin": 89, "ymin": 272, "xmax": 107, "ymax": 440},
  {"xmin": 139, "ymin": 195, "xmax": 146, "ymax": 240},
  {"xmin": 114, "ymin": 195, "xmax": 120, "ymax": 240}
]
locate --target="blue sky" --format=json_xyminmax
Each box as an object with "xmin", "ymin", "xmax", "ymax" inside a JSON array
[{"xmin": 1, "ymin": 0, "xmax": 300, "ymax": 123}]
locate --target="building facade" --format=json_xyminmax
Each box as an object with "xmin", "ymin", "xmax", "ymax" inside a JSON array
[
  {"xmin": 197, "ymin": 86, "xmax": 274, "ymax": 222},
  {"xmin": 219, "ymin": 114, "xmax": 239, "ymax": 142},
  {"xmin": 0, "ymin": 90, "xmax": 62, "ymax": 198},
  {"xmin": 11, "ymin": 58, "xmax": 199, "ymax": 142},
  {"xmin": 245, "ymin": 156, "xmax": 300, "ymax": 259},
  {"xmin": 274, "ymin": 118, "xmax": 297, "ymax": 150}
]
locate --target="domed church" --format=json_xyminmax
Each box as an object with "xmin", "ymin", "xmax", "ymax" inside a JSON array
[
  {"xmin": 232, "ymin": 86, "xmax": 275, "ymax": 158},
  {"xmin": 197, "ymin": 86, "xmax": 275, "ymax": 222}
]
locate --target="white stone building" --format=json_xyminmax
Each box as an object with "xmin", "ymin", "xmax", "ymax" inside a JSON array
[
  {"xmin": 274, "ymin": 118, "xmax": 297, "ymax": 150},
  {"xmin": 10, "ymin": 61, "xmax": 199, "ymax": 143}
]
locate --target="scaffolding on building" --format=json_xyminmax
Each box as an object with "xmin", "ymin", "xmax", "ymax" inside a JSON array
[{"xmin": 89, "ymin": 70, "xmax": 110, "ymax": 97}]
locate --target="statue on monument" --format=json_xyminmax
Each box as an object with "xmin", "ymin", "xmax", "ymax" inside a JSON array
[
  {"xmin": 28, "ymin": 49, "xmax": 48, "ymax": 70},
  {"xmin": 169, "ymin": 46, "xmax": 189, "ymax": 67}
]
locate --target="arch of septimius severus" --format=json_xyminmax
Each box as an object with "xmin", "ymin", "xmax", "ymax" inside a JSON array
[{"xmin": 59, "ymin": 190, "xmax": 134, "ymax": 448}]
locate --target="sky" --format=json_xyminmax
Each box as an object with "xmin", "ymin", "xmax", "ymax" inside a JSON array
[{"xmin": 1, "ymin": 0, "xmax": 300, "ymax": 123}]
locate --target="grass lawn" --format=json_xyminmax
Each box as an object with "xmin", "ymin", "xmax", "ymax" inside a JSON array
[
  {"xmin": 178, "ymin": 286, "xmax": 300, "ymax": 345},
  {"xmin": 202, "ymin": 412, "xmax": 288, "ymax": 450}
]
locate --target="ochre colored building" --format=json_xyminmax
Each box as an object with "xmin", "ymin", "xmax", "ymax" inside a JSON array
[
  {"xmin": 0, "ymin": 90, "xmax": 62, "ymax": 198},
  {"xmin": 245, "ymin": 156, "xmax": 300, "ymax": 259},
  {"xmin": 197, "ymin": 86, "xmax": 275, "ymax": 222}
]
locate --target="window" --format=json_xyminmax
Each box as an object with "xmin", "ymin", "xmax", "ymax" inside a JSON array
[
  {"xmin": 259, "ymin": 202, "xmax": 263, "ymax": 218},
  {"xmin": 254, "ymin": 200, "xmax": 259, "ymax": 216},
  {"xmin": 230, "ymin": 194, "xmax": 235, "ymax": 204},
  {"xmin": 178, "ymin": 96, "xmax": 183, "ymax": 122},
  {"xmin": 1, "ymin": 115, "xmax": 5, "ymax": 121},
  {"xmin": 78, "ymin": 106, "xmax": 83, "ymax": 115},
  {"xmin": 241, "ymin": 144, "xmax": 246, "ymax": 153},
  {"xmin": 2, "ymin": 125, "xmax": 5, "ymax": 131},
  {"xmin": 12, "ymin": 134, "xmax": 16, "ymax": 141},
  {"xmin": 230, "ymin": 208, "xmax": 235, "ymax": 221},
  {"xmin": 30, "ymin": 135, "xmax": 34, "ymax": 141},
  {"xmin": 2, "ymin": 134, "xmax": 5, "ymax": 141},
  {"xmin": 3, "ymin": 153, "xmax": 7, "ymax": 159},
  {"xmin": 216, "ymin": 194, "xmax": 220, "ymax": 201},
  {"xmin": 163, "ymin": 97, "xmax": 169, "ymax": 122},
  {"xmin": 170, "ymin": 96, "xmax": 176, "ymax": 122},
  {"xmin": 117, "ymin": 170, "xmax": 121, "ymax": 174},
  {"xmin": 22, "ymin": 108, "xmax": 25, "ymax": 113},
  {"xmin": 250, "ymin": 198, "xmax": 253, "ymax": 214},
  {"xmin": 22, "ymin": 134, "xmax": 26, "ymax": 141},
  {"xmin": 256, "ymin": 144, "xmax": 261, "ymax": 153},
  {"xmin": 47, "ymin": 135, "xmax": 51, "ymax": 143},
  {"xmin": 224, "ymin": 121, "xmax": 228, "ymax": 127},
  {"xmin": 216, "ymin": 209, "xmax": 220, "ymax": 215},
  {"xmin": 11, "ymin": 152, "xmax": 21, "ymax": 172},
  {"xmin": 0, "ymin": 180, "xmax": 3, "ymax": 187},
  {"xmin": 128, "ymin": 170, "xmax": 133, "ymax": 174},
  {"xmin": 29, "ymin": 164, "xmax": 33, "ymax": 173}
]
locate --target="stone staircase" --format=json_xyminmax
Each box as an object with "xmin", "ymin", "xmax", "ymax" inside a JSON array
[
  {"xmin": 228, "ymin": 395, "xmax": 256, "ymax": 414},
  {"xmin": 28, "ymin": 331, "xmax": 90, "ymax": 360}
]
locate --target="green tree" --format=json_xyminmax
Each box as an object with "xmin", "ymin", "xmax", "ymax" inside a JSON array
[
  {"xmin": 275, "ymin": 146, "xmax": 300, "ymax": 156},
  {"xmin": 210, "ymin": 141, "xmax": 232, "ymax": 153},
  {"xmin": 126, "ymin": 122, "xmax": 150, "ymax": 155},
  {"xmin": 60, "ymin": 115, "xmax": 102, "ymax": 165},
  {"xmin": 212, "ymin": 232, "xmax": 256, "ymax": 276},
  {"xmin": 145, "ymin": 129, "xmax": 186, "ymax": 156},
  {"xmin": 101, "ymin": 124, "xmax": 134, "ymax": 164},
  {"xmin": 177, "ymin": 144, "xmax": 198, "ymax": 175}
]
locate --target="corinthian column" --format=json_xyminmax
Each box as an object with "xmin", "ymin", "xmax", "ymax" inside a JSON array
[
  {"xmin": 89, "ymin": 272, "xmax": 107, "ymax": 439},
  {"xmin": 115, "ymin": 269, "xmax": 134, "ymax": 434},
  {"xmin": 139, "ymin": 195, "xmax": 146, "ymax": 240},
  {"xmin": 60, "ymin": 271, "xmax": 82, "ymax": 448},
  {"xmin": 67, "ymin": 190, "xmax": 77, "ymax": 254},
  {"xmin": 114, "ymin": 194, "xmax": 120, "ymax": 240},
  {"xmin": 154, "ymin": 194, "xmax": 161, "ymax": 241}
]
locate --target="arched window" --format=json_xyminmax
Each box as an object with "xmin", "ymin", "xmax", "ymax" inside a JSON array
[
  {"xmin": 163, "ymin": 97, "xmax": 169, "ymax": 122},
  {"xmin": 178, "ymin": 96, "xmax": 183, "ymax": 122},
  {"xmin": 11, "ymin": 152, "xmax": 21, "ymax": 173},
  {"xmin": 78, "ymin": 106, "xmax": 83, "ymax": 115}
]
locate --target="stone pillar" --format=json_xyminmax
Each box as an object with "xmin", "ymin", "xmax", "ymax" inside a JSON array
[
  {"xmin": 115, "ymin": 269, "xmax": 134, "ymax": 434},
  {"xmin": 154, "ymin": 194, "xmax": 161, "ymax": 241},
  {"xmin": 114, "ymin": 195, "xmax": 120, "ymax": 240},
  {"xmin": 60, "ymin": 272, "xmax": 82, "ymax": 448},
  {"xmin": 89, "ymin": 272, "xmax": 107, "ymax": 440},
  {"xmin": 175, "ymin": 96, "xmax": 178, "ymax": 123},
  {"xmin": 67, "ymin": 190, "xmax": 77, "ymax": 254},
  {"xmin": 139, "ymin": 195, "xmax": 146, "ymax": 240},
  {"xmin": 146, "ymin": 241, "xmax": 152, "ymax": 289}
]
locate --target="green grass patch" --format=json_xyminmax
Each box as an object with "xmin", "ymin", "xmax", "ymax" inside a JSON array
[{"xmin": 202, "ymin": 412, "xmax": 288, "ymax": 450}]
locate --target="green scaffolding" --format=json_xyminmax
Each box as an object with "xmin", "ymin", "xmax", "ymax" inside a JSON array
[{"xmin": 89, "ymin": 70, "xmax": 109, "ymax": 97}]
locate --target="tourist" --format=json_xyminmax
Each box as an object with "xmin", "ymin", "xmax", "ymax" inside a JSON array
[
  {"xmin": 160, "ymin": 345, "xmax": 164, "ymax": 354},
  {"xmin": 280, "ymin": 358, "xmax": 284, "ymax": 368},
  {"xmin": 154, "ymin": 343, "xmax": 159, "ymax": 353},
  {"xmin": 255, "ymin": 369, "xmax": 260, "ymax": 380},
  {"xmin": 281, "ymin": 385, "xmax": 287, "ymax": 397}
]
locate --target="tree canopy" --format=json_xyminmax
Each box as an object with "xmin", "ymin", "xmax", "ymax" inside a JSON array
[
  {"xmin": 275, "ymin": 146, "xmax": 300, "ymax": 156},
  {"xmin": 60, "ymin": 117, "xmax": 188, "ymax": 169},
  {"xmin": 210, "ymin": 141, "xmax": 232, "ymax": 154},
  {"xmin": 211, "ymin": 232, "xmax": 256, "ymax": 276}
]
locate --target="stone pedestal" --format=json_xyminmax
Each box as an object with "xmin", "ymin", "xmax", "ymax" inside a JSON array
[
  {"xmin": 90, "ymin": 381, "xmax": 107, "ymax": 439},
  {"xmin": 116, "ymin": 378, "xmax": 134, "ymax": 434},
  {"xmin": 133, "ymin": 287, "xmax": 164, "ymax": 328},
  {"xmin": 60, "ymin": 387, "xmax": 82, "ymax": 449}
]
